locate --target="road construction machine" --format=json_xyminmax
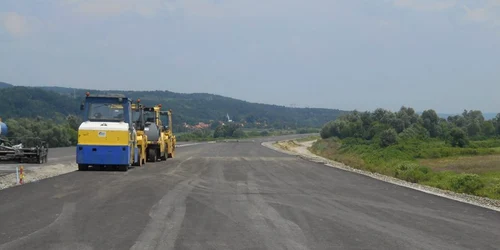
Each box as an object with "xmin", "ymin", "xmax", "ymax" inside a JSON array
[
  {"xmin": 76, "ymin": 92, "xmax": 145, "ymax": 171},
  {"xmin": 0, "ymin": 118, "xmax": 49, "ymax": 164},
  {"xmin": 160, "ymin": 109, "xmax": 176, "ymax": 159},
  {"xmin": 142, "ymin": 104, "xmax": 176, "ymax": 162},
  {"xmin": 131, "ymin": 100, "xmax": 148, "ymax": 167}
]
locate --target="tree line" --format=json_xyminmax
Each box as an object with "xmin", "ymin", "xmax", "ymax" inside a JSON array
[
  {"xmin": 320, "ymin": 107, "xmax": 500, "ymax": 147},
  {"xmin": 2, "ymin": 115, "xmax": 82, "ymax": 147}
]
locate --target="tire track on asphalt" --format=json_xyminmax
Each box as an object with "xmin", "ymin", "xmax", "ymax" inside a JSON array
[
  {"xmin": 130, "ymin": 157, "xmax": 209, "ymax": 250},
  {"xmin": 0, "ymin": 202, "xmax": 93, "ymax": 250}
]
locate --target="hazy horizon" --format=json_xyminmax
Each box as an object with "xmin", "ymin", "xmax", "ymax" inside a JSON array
[{"xmin": 1, "ymin": 0, "xmax": 499, "ymax": 113}]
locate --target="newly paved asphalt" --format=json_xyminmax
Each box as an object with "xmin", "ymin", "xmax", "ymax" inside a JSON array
[
  {"xmin": 0, "ymin": 141, "xmax": 211, "ymax": 176},
  {"xmin": 0, "ymin": 135, "xmax": 499, "ymax": 250}
]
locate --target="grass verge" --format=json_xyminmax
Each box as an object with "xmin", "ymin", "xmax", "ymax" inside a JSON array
[{"xmin": 310, "ymin": 138, "xmax": 500, "ymax": 200}]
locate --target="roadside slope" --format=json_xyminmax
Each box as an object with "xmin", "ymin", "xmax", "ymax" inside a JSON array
[{"xmin": 263, "ymin": 139, "xmax": 500, "ymax": 212}]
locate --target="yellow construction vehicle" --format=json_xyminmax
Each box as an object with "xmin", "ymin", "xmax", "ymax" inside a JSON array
[
  {"xmin": 160, "ymin": 109, "xmax": 176, "ymax": 159},
  {"xmin": 141, "ymin": 104, "xmax": 176, "ymax": 161},
  {"xmin": 142, "ymin": 104, "xmax": 167, "ymax": 162},
  {"xmin": 131, "ymin": 99, "xmax": 148, "ymax": 167}
]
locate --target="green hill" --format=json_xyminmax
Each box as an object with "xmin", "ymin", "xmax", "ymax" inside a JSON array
[
  {"xmin": 0, "ymin": 83, "xmax": 347, "ymax": 131},
  {"xmin": 0, "ymin": 86, "xmax": 81, "ymax": 121},
  {"xmin": 0, "ymin": 82, "xmax": 13, "ymax": 88}
]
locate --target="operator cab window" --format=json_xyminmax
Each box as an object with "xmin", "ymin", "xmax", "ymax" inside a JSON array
[{"xmin": 88, "ymin": 103, "xmax": 124, "ymax": 122}]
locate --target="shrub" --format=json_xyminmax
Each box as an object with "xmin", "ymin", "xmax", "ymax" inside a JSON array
[
  {"xmin": 449, "ymin": 174, "xmax": 484, "ymax": 194},
  {"xmin": 297, "ymin": 128, "xmax": 319, "ymax": 134},
  {"xmin": 394, "ymin": 162, "xmax": 431, "ymax": 183},
  {"xmin": 380, "ymin": 128, "xmax": 398, "ymax": 147},
  {"xmin": 489, "ymin": 184, "xmax": 500, "ymax": 196},
  {"xmin": 449, "ymin": 127, "xmax": 469, "ymax": 148},
  {"xmin": 232, "ymin": 129, "xmax": 246, "ymax": 138}
]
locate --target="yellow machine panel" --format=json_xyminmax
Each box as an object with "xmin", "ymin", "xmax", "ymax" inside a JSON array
[{"xmin": 78, "ymin": 130, "xmax": 129, "ymax": 146}]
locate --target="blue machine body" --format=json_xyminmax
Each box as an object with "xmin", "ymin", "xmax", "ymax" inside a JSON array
[{"xmin": 0, "ymin": 121, "xmax": 7, "ymax": 136}]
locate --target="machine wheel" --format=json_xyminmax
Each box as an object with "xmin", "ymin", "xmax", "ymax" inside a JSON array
[
  {"xmin": 148, "ymin": 148, "xmax": 157, "ymax": 162},
  {"xmin": 132, "ymin": 160, "xmax": 142, "ymax": 167},
  {"xmin": 133, "ymin": 146, "xmax": 144, "ymax": 166},
  {"xmin": 168, "ymin": 144, "xmax": 175, "ymax": 158},
  {"xmin": 78, "ymin": 164, "xmax": 89, "ymax": 171},
  {"xmin": 133, "ymin": 156, "xmax": 143, "ymax": 167},
  {"xmin": 118, "ymin": 165, "xmax": 128, "ymax": 172},
  {"xmin": 160, "ymin": 148, "xmax": 167, "ymax": 161}
]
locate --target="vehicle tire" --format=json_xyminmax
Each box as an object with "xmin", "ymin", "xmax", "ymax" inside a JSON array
[
  {"xmin": 168, "ymin": 146, "xmax": 175, "ymax": 158},
  {"xmin": 148, "ymin": 148, "xmax": 157, "ymax": 162},
  {"xmin": 160, "ymin": 148, "xmax": 167, "ymax": 161},
  {"xmin": 78, "ymin": 164, "xmax": 89, "ymax": 171},
  {"xmin": 119, "ymin": 165, "xmax": 128, "ymax": 172},
  {"xmin": 133, "ymin": 157, "xmax": 142, "ymax": 167}
]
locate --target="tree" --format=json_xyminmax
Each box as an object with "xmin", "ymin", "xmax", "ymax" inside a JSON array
[
  {"xmin": 245, "ymin": 114, "xmax": 256, "ymax": 123},
  {"xmin": 421, "ymin": 109, "xmax": 440, "ymax": 137},
  {"xmin": 449, "ymin": 127, "xmax": 468, "ymax": 148},
  {"xmin": 213, "ymin": 126, "xmax": 226, "ymax": 138},
  {"xmin": 466, "ymin": 120, "xmax": 482, "ymax": 137},
  {"xmin": 399, "ymin": 124, "xmax": 430, "ymax": 140},
  {"xmin": 482, "ymin": 121, "xmax": 495, "ymax": 137},
  {"xmin": 380, "ymin": 128, "xmax": 398, "ymax": 147},
  {"xmin": 462, "ymin": 110, "xmax": 484, "ymax": 123},
  {"xmin": 448, "ymin": 115, "xmax": 466, "ymax": 128},
  {"xmin": 232, "ymin": 129, "xmax": 246, "ymax": 138},
  {"xmin": 66, "ymin": 115, "xmax": 81, "ymax": 131},
  {"xmin": 494, "ymin": 113, "xmax": 500, "ymax": 135},
  {"xmin": 210, "ymin": 122, "xmax": 219, "ymax": 130}
]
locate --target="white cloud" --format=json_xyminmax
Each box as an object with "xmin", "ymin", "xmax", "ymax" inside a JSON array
[
  {"xmin": 61, "ymin": 0, "xmax": 340, "ymax": 20},
  {"xmin": 62, "ymin": 0, "xmax": 166, "ymax": 18},
  {"xmin": 392, "ymin": 0, "xmax": 499, "ymax": 27},
  {"xmin": 393, "ymin": 0, "xmax": 457, "ymax": 11},
  {"xmin": 463, "ymin": 6, "xmax": 489, "ymax": 22},
  {"xmin": 463, "ymin": 0, "xmax": 500, "ymax": 26},
  {"xmin": 0, "ymin": 12, "xmax": 30, "ymax": 36}
]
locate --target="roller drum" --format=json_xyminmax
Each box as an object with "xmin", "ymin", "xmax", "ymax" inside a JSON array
[{"xmin": 145, "ymin": 123, "xmax": 160, "ymax": 142}]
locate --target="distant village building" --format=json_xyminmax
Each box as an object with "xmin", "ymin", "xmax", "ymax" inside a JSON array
[{"xmin": 183, "ymin": 122, "xmax": 210, "ymax": 130}]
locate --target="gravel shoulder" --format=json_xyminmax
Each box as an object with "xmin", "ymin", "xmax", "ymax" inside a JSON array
[
  {"xmin": 0, "ymin": 163, "xmax": 77, "ymax": 190},
  {"xmin": 263, "ymin": 139, "xmax": 500, "ymax": 212}
]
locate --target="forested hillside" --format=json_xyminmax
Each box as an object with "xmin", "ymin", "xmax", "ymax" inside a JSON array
[
  {"xmin": 0, "ymin": 82, "xmax": 343, "ymax": 147},
  {"xmin": 0, "ymin": 86, "xmax": 81, "ymax": 121},
  {"xmin": 0, "ymin": 82, "xmax": 13, "ymax": 88},
  {"xmin": 39, "ymin": 86, "xmax": 347, "ymax": 129}
]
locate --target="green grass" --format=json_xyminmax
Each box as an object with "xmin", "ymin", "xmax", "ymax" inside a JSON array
[
  {"xmin": 311, "ymin": 137, "xmax": 500, "ymax": 200},
  {"xmin": 296, "ymin": 135, "xmax": 321, "ymax": 142}
]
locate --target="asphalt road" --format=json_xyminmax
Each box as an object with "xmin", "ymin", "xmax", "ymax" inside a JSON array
[
  {"xmin": 0, "ymin": 141, "xmax": 225, "ymax": 176},
  {"xmin": 0, "ymin": 135, "xmax": 499, "ymax": 250}
]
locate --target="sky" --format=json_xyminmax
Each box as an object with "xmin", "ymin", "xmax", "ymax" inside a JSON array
[{"xmin": 0, "ymin": 0, "xmax": 499, "ymax": 113}]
